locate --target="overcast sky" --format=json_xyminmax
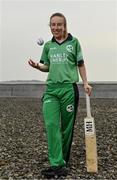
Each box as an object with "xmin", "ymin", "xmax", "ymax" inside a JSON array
[{"xmin": 1, "ymin": 0, "xmax": 117, "ymax": 82}]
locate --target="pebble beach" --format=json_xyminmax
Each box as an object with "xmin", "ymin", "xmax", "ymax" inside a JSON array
[{"xmin": 0, "ymin": 97, "xmax": 117, "ymax": 179}]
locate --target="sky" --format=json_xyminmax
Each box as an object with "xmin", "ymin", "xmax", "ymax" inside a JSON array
[{"xmin": 1, "ymin": 0, "xmax": 117, "ymax": 82}]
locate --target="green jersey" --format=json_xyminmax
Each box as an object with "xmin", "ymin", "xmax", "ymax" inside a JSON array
[{"xmin": 40, "ymin": 33, "xmax": 84, "ymax": 84}]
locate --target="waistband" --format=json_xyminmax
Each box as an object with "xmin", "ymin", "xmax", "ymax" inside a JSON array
[{"xmin": 47, "ymin": 83, "xmax": 77, "ymax": 88}]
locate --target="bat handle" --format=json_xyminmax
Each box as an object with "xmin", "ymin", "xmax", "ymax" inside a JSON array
[{"xmin": 86, "ymin": 93, "xmax": 92, "ymax": 118}]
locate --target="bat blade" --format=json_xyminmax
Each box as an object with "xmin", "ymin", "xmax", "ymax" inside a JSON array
[{"xmin": 84, "ymin": 116, "xmax": 98, "ymax": 173}]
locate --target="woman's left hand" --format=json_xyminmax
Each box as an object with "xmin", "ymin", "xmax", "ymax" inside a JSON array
[{"xmin": 84, "ymin": 83, "xmax": 92, "ymax": 96}]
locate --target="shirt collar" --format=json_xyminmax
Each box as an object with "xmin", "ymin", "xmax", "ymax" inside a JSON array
[{"xmin": 51, "ymin": 33, "xmax": 73, "ymax": 43}]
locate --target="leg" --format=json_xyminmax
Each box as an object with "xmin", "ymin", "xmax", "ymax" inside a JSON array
[
  {"xmin": 42, "ymin": 93, "xmax": 65, "ymax": 167},
  {"xmin": 60, "ymin": 84, "xmax": 79, "ymax": 163}
]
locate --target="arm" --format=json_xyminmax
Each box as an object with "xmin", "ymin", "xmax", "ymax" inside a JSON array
[
  {"xmin": 78, "ymin": 63, "xmax": 92, "ymax": 96},
  {"xmin": 28, "ymin": 59, "xmax": 49, "ymax": 72}
]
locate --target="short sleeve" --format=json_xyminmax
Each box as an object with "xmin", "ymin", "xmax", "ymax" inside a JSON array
[
  {"xmin": 76, "ymin": 39, "xmax": 84, "ymax": 66},
  {"xmin": 40, "ymin": 43, "xmax": 50, "ymax": 65}
]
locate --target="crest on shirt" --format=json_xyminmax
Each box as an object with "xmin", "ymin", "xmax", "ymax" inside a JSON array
[
  {"xmin": 66, "ymin": 45, "xmax": 73, "ymax": 52},
  {"xmin": 66, "ymin": 104, "xmax": 74, "ymax": 112}
]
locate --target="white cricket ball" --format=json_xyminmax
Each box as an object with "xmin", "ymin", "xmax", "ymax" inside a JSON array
[{"xmin": 37, "ymin": 38, "xmax": 44, "ymax": 46}]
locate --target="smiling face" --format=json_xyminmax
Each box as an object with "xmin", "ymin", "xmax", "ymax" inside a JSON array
[{"xmin": 50, "ymin": 16, "xmax": 67, "ymax": 40}]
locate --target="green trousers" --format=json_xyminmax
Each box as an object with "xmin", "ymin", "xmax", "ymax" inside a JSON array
[{"xmin": 42, "ymin": 83, "xmax": 79, "ymax": 167}]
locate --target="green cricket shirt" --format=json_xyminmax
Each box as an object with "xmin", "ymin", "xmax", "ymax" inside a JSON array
[{"xmin": 40, "ymin": 33, "xmax": 84, "ymax": 84}]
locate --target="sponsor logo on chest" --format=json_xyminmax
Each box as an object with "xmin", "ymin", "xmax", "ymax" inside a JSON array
[
  {"xmin": 49, "ymin": 44, "xmax": 73, "ymax": 64},
  {"xmin": 50, "ymin": 53, "xmax": 68, "ymax": 64}
]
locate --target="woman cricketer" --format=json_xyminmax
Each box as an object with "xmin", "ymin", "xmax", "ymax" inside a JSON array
[{"xmin": 28, "ymin": 12, "xmax": 92, "ymax": 178}]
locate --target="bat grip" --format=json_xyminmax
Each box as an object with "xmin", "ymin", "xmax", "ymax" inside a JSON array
[{"xmin": 86, "ymin": 93, "xmax": 92, "ymax": 118}]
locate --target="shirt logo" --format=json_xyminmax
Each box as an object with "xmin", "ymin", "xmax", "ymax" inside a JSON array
[
  {"xmin": 50, "ymin": 53, "xmax": 68, "ymax": 64},
  {"xmin": 50, "ymin": 47, "xmax": 57, "ymax": 50},
  {"xmin": 66, "ymin": 45, "xmax": 73, "ymax": 52},
  {"xmin": 66, "ymin": 104, "xmax": 74, "ymax": 112}
]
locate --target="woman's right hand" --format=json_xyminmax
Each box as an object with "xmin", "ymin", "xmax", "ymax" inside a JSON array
[
  {"xmin": 28, "ymin": 59, "xmax": 49, "ymax": 72},
  {"xmin": 28, "ymin": 59, "xmax": 39, "ymax": 69}
]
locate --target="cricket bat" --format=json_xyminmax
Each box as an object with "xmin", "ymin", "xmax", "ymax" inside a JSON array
[{"xmin": 84, "ymin": 93, "xmax": 98, "ymax": 173}]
